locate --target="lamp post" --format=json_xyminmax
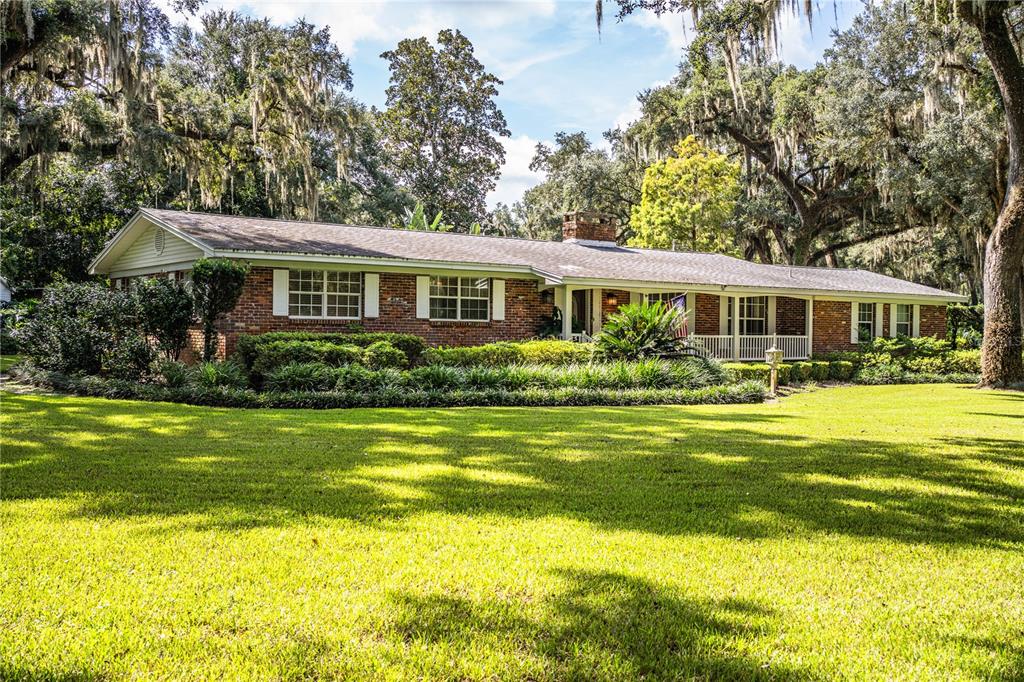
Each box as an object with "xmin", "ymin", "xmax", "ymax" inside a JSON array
[{"xmin": 765, "ymin": 345, "xmax": 783, "ymax": 396}]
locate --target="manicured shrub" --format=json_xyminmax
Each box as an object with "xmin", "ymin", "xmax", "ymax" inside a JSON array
[
  {"xmin": 423, "ymin": 342, "xmax": 524, "ymax": 367},
  {"xmin": 828, "ymin": 360, "xmax": 856, "ymax": 381},
  {"xmin": 808, "ymin": 361, "xmax": 830, "ymax": 382},
  {"xmin": 594, "ymin": 301, "xmax": 685, "ymax": 360},
  {"xmin": 13, "ymin": 363, "xmax": 765, "ymax": 409},
  {"xmin": 191, "ymin": 360, "xmax": 249, "ymax": 389},
  {"xmin": 190, "ymin": 258, "xmax": 249, "ymax": 361},
  {"xmin": 235, "ymin": 332, "xmax": 426, "ymax": 370},
  {"xmin": 516, "ymin": 340, "xmax": 593, "ymax": 365},
  {"xmin": 264, "ymin": 362, "xmax": 339, "ymax": 392},
  {"xmin": 363, "ymin": 341, "xmax": 408, "ymax": 369},
  {"xmin": 251, "ymin": 340, "xmax": 364, "ymax": 379},
  {"xmin": 724, "ymin": 362, "xmax": 792, "ymax": 385},
  {"xmin": 137, "ymin": 277, "xmax": 195, "ymax": 360},
  {"xmin": 790, "ymin": 361, "xmax": 813, "ymax": 382}
]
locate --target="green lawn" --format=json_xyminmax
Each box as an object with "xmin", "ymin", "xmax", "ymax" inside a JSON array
[{"xmin": 1, "ymin": 385, "xmax": 1022, "ymax": 681}]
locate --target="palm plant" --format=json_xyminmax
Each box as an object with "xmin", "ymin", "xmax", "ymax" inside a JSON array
[{"xmin": 594, "ymin": 301, "xmax": 684, "ymax": 360}]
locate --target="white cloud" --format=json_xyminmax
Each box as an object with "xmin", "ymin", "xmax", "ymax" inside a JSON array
[
  {"xmin": 487, "ymin": 134, "xmax": 547, "ymax": 209},
  {"xmin": 625, "ymin": 9, "xmax": 693, "ymax": 55}
]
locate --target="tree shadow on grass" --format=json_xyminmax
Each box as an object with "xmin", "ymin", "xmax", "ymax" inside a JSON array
[
  {"xmin": 2, "ymin": 392, "xmax": 1023, "ymax": 547},
  {"xmin": 384, "ymin": 568, "xmax": 818, "ymax": 680}
]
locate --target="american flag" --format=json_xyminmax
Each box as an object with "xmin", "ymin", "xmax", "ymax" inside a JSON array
[{"xmin": 671, "ymin": 294, "xmax": 688, "ymax": 338}]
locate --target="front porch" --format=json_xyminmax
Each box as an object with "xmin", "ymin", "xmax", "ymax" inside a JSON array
[{"xmin": 554, "ymin": 286, "xmax": 815, "ymax": 361}]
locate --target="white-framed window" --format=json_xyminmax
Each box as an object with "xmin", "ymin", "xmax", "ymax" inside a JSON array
[
  {"xmin": 895, "ymin": 304, "xmax": 913, "ymax": 337},
  {"xmin": 728, "ymin": 296, "xmax": 767, "ymax": 336},
  {"xmin": 741, "ymin": 296, "xmax": 768, "ymax": 335},
  {"xmin": 857, "ymin": 302, "xmax": 875, "ymax": 342},
  {"xmin": 288, "ymin": 269, "xmax": 361, "ymax": 319},
  {"xmin": 429, "ymin": 276, "xmax": 489, "ymax": 321}
]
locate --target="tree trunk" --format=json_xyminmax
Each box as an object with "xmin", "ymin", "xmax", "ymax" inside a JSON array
[{"xmin": 967, "ymin": 4, "xmax": 1024, "ymax": 387}]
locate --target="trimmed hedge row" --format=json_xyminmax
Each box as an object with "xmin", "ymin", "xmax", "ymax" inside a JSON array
[
  {"xmin": 422, "ymin": 340, "xmax": 594, "ymax": 366},
  {"xmin": 263, "ymin": 357, "xmax": 730, "ymax": 393},
  {"xmin": 723, "ymin": 360, "xmax": 855, "ymax": 385},
  {"xmin": 235, "ymin": 332, "xmax": 426, "ymax": 371},
  {"xmin": 12, "ymin": 364, "xmax": 765, "ymax": 409}
]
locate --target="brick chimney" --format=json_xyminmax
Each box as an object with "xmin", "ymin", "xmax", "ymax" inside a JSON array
[{"xmin": 562, "ymin": 211, "xmax": 617, "ymax": 244}]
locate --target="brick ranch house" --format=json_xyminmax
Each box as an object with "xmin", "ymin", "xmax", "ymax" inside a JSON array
[{"xmin": 90, "ymin": 208, "xmax": 967, "ymax": 360}]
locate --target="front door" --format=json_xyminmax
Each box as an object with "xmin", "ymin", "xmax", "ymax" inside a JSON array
[{"xmin": 571, "ymin": 289, "xmax": 589, "ymax": 336}]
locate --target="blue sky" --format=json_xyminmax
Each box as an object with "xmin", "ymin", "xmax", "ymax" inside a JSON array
[{"xmin": 163, "ymin": 0, "xmax": 861, "ymax": 208}]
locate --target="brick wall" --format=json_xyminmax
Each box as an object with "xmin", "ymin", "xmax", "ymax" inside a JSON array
[
  {"xmin": 812, "ymin": 300, "xmax": 856, "ymax": 354},
  {"xmin": 601, "ymin": 289, "xmax": 631, "ymax": 323},
  {"xmin": 919, "ymin": 304, "xmax": 947, "ymax": 339},
  {"xmin": 200, "ymin": 267, "xmax": 555, "ymax": 357},
  {"xmin": 776, "ymin": 296, "xmax": 806, "ymax": 335},
  {"xmin": 694, "ymin": 293, "xmax": 720, "ymax": 335}
]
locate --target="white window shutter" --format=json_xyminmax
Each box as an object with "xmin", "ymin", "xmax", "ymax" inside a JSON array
[
  {"xmin": 912, "ymin": 304, "xmax": 921, "ymax": 337},
  {"xmin": 630, "ymin": 291, "xmax": 641, "ymax": 305},
  {"xmin": 889, "ymin": 304, "xmax": 897, "ymax": 337},
  {"xmin": 767, "ymin": 296, "xmax": 777, "ymax": 335},
  {"xmin": 416, "ymin": 276, "xmax": 430, "ymax": 319},
  {"xmin": 492, "ymin": 279, "xmax": 505, "ymax": 320},
  {"xmin": 874, "ymin": 303, "xmax": 884, "ymax": 338},
  {"xmin": 719, "ymin": 296, "xmax": 729, "ymax": 335},
  {"xmin": 363, "ymin": 273, "xmax": 380, "ymax": 318},
  {"xmin": 850, "ymin": 301, "xmax": 859, "ymax": 344},
  {"xmin": 272, "ymin": 269, "xmax": 289, "ymax": 316},
  {"xmin": 167, "ymin": 272, "xmax": 175, "ymax": 281}
]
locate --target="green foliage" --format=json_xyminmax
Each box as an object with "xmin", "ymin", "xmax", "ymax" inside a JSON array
[
  {"xmin": 235, "ymin": 332, "xmax": 426, "ymax": 370},
  {"xmin": 379, "ymin": 29, "xmax": 510, "ymax": 229},
  {"xmin": 137, "ymin": 278, "xmax": 195, "ymax": 360},
  {"xmin": 423, "ymin": 342, "xmax": 525, "ymax": 367},
  {"xmin": 190, "ymin": 259, "xmax": 249, "ymax": 361},
  {"xmin": 157, "ymin": 360, "xmax": 191, "ymax": 388},
  {"xmin": 191, "ymin": 361, "xmax": 249, "ymax": 390},
  {"xmin": 12, "ymin": 363, "xmax": 759, "ymax": 408},
  {"xmin": 17, "ymin": 282, "xmax": 151, "ymax": 378},
  {"xmin": 594, "ymin": 302, "xmax": 685, "ymax": 360},
  {"xmin": 947, "ymin": 304, "xmax": 984, "ymax": 349},
  {"xmin": 404, "ymin": 203, "xmax": 450, "ymax": 232},
  {"xmin": 264, "ymin": 362, "xmax": 339, "ymax": 392},
  {"xmin": 517, "ymin": 340, "xmax": 594, "ymax": 365},
  {"xmin": 251, "ymin": 341, "xmax": 364, "ymax": 379},
  {"xmin": 363, "ymin": 341, "xmax": 408, "ymax": 369},
  {"xmin": 628, "ymin": 136, "xmax": 740, "ymax": 253}
]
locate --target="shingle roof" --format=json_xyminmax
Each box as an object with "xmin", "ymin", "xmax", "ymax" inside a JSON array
[{"xmin": 136, "ymin": 208, "xmax": 963, "ymax": 300}]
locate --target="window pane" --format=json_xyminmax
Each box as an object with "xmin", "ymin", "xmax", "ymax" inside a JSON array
[
  {"xmin": 289, "ymin": 292, "xmax": 322, "ymax": 317},
  {"xmin": 430, "ymin": 276, "xmax": 458, "ymax": 297},
  {"xmin": 460, "ymin": 297, "xmax": 488, "ymax": 320},
  {"xmin": 289, "ymin": 269, "xmax": 322, "ymax": 293},
  {"xmin": 430, "ymin": 297, "xmax": 457, "ymax": 320},
  {"xmin": 460, "ymin": 277, "xmax": 489, "ymax": 299},
  {"xmin": 326, "ymin": 271, "xmax": 360, "ymax": 294}
]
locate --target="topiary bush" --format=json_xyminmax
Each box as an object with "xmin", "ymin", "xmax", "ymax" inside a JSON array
[
  {"xmin": 190, "ymin": 258, "xmax": 249, "ymax": 361},
  {"xmin": 594, "ymin": 301, "xmax": 685, "ymax": 360},
  {"xmin": 137, "ymin": 277, "xmax": 195, "ymax": 360}
]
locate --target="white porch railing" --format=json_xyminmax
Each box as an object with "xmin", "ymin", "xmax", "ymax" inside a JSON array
[{"xmin": 688, "ymin": 334, "xmax": 809, "ymax": 361}]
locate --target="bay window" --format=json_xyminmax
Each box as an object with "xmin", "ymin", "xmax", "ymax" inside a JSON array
[
  {"xmin": 288, "ymin": 269, "xmax": 361, "ymax": 319},
  {"xmin": 429, "ymin": 276, "xmax": 489, "ymax": 321}
]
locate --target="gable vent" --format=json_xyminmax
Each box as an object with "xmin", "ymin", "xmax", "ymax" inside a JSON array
[{"xmin": 154, "ymin": 228, "xmax": 165, "ymax": 254}]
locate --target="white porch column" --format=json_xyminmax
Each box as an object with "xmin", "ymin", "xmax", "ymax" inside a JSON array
[
  {"xmin": 732, "ymin": 295, "xmax": 741, "ymax": 360},
  {"xmin": 685, "ymin": 292, "xmax": 696, "ymax": 336},
  {"xmin": 806, "ymin": 298, "xmax": 814, "ymax": 358},
  {"xmin": 562, "ymin": 285, "xmax": 574, "ymax": 340},
  {"xmin": 590, "ymin": 288, "xmax": 603, "ymax": 335}
]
